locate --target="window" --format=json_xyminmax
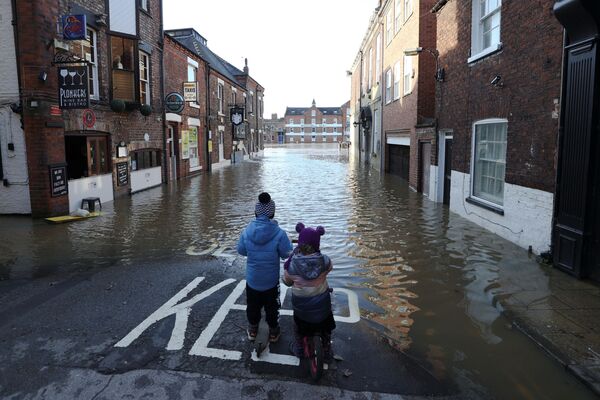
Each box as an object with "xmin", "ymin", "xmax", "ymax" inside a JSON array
[
  {"xmin": 471, "ymin": 0, "xmax": 502, "ymax": 61},
  {"xmin": 386, "ymin": 11, "xmax": 393, "ymax": 45},
  {"xmin": 323, "ymin": 127, "xmax": 327, "ymax": 133},
  {"xmin": 248, "ymin": 92, "xmax": 253, "ymax": 113},
  {"xmin": 385, "ymin": 69, "xmax": 392, "ymax": 104},
  {"xmin": 111, "ymin": 36, "xmax": 135, "ymax": 101},
  {"xmin": 322, "ymin": 118, "xmax": 327, "ymax": 124},
  {"xmin": 311, "ymin": 110, "xmax": 316, "ymax": 116},
  {"xmin": 311, "ymin": 118, "xmax": 316, "ymax": 125},
  {"xmin": 375, "ymin": 34, "xmax": 381, "ymax": 84},
  {"xmin": 362, "ymin": 57, "xmax": 367, "ymax": 93},
  {"xmin": 472, "ymin": 120, "xmax": 507, "ymax": 206},
  {"xmin": 140, "ymin": 0, "xmax": 148, "ymax": 11},
  {"xmin": 394, "ymin": 61, "xmax": 401, "ymax": 100},
  {"xmin": 131, "ymin": 148, "xmax": 161, "ymax": 171},
  {"xmin": 368, "ymin": 48, "xmax": 373, "ymax": 89},
  {"xmin": 139, "ymin": 51, "xmax": 150, "ymax": 105},
  {"xmin": 404, "ymin": 0, "xmax": 413, "ymax": 21},
  {"xmin": 289, "ymin": 118, "xmax": 294, "ymax": 124},
  {"xmin": 79, "ymin": 28, "xmax": 98, "ymax": 100},
  {"xmin": 232, "ymin": 91, "xmax": 236, "ymax": 105},
  {"xmin": 333, "ymin": 118, "xmax": 338, "ymax": 124},
  {"xmin": 395, "ymin": 0, "xmax": 402, "ymax": 32},
  {"xmin": 218, "ymin": 83, "xmax": 224, "ymax": 114},
  {"xmin": 334, "ymin": 127, "xmax": 337, "ymax": 133},
  {"xmin": 300, "ymin": 118, "xmax": 304, "ymax": 125},
  {"xmin": 311, "ymin": 135, "xmax": 316, "ymax": 142},
  {"xmin": 312, "ymin": 127, "xmax": 316, "ymax": 133},
  {"xmin": 403, "ymin": 55, "xmax": 413, "ymax": 95},
  {"xmin": 188, "ymin": 127, "xmax": 199, "ymax": 169},
  {"xmin": 65, "ymin": 135, "xmax": 109, "ymax": 179}
]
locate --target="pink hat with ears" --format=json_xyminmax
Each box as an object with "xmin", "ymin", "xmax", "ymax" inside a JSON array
[{"xmin": 295, "ymin": 222, "xmax": 325, "ymax": 251}]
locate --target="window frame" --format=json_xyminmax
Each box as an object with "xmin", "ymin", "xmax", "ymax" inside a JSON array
[
  {"xmin": 469, "ymin": 0, "xmax": 502, "ymax": 63},
  {"xmin": 131, "ymin": 148, "xmax": 162, "ymax": 171},
  {"xmin": 375, "ymin": 34, "xmax": 381, "ymax": 85},
  {"xmin": 81, "ymin": 28, "xmax": 99, "ymax": 100},
  {"xmin": 140, "ymin": 0, "xmax": 149, "ymax": 12},
  {"xmin": 386, "ymin": 10, "xmax": 394, "ymax": 45},
  {"xmin": 404, "ymin": 0, "xmax": 413, "ymax": 22},
  {"xmin": 393, "ymin": 61, "xmax": 401, "ymax": 100},
  {"xmin": 217, "ymin": 82, "xmax": 224, "ymax": 114},
  {"xmin": 385, "ymin": 68, "xmax": 392, "ymax": 104},
  {"xmin": 470, "ymin": 118, "xmax": 508, "ymax": 208},
  {"xmin": 368, "ymin": 47, "xmax": 373, "ymax": 90},
  {"xmin": 110, "ymin": 35, "xmax": 137, "ymax": 102},
  {"xmin": 395, "ymin": 0, "xmax": 402, "ymax": 33},
  {"xmin": 403, "ymin": 55, "xmax": 413, "ymax": 96},
  {"xmin": 139, "ymin": 50, "xmax": 150, "ymax": 105}
]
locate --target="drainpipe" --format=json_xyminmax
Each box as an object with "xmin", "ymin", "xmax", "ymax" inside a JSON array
[
  {"xmin": 358, "ymin": 50, "xmax": 364, "ymax": 162},
  {"xmin": 379, "ymin": 21, "xmax": 385, "ymax": 174},
  {"xmin": 159, "ymin": 0, "xmax": 167, "ymax": 184},
  {"xmin": 205, "ymin": 64, "xmax": 211, "ymax": 172}
]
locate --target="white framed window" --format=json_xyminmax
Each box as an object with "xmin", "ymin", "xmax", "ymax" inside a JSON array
[
  {"xmin": 393, "ymin": 61, "xmax": 401, "ymax": 100},
  {"xmin": 81, "ymin": 28, "xmax": 99, "ymax": 100},
  {"xmin": 300, "ymin": 118, "xmax": 304, "ymax": 125},
  {"xmin": 322, "ymin": 118, "xmax": 327, "ymax": 124},
  {"xmin": 311, "ymin": 109, "xmax": 316, "ymax": 116},
  {"xmin": 395, "ymin": 0, "xmax": 402, "ymax": 32},
  {"xmin": 140, "ymin": 0, "xmax": 148, "ymax": 11},
  {"xmin": 311, "ymin": 135, "xmax": 316, "ymax": 142},
  {"xmin": 375, "ymin": 34, "xmax": 381, "ymax": 84},
  {"xmin": 385, "ymin": 69, "xmax": 392, "ymax": 104},
  {"xmin": 322, "ymin": 127, "xmax": 327, "ymax": 133},
  {"xmin": 312, "ymin": 127, "xmax": 316, "ymax": 133},
  {"xmin": 471, "ymin": 119, "xmax": 507, "ymax": 206},
  {"xmin": 334, "ymin": 127, "xmax": 337, "ymax": 133},
  {"xmin": 333, "ymin": 118, "xmax": 338, "ymax": 124},
  {"xmin": 362, "ymin": 57, "xmax": 367, "ymax": 93},
  {"xmin": 403, "ymin": 55, "xmax": 413, "ymax": 95},
  {"xmin": 470, "ymin": 0, "xmax": 502, "ymax": 62},
  {"xmin": 217, "ymin": 83, "xmax": 224, "ymax": 114},
  {"xmin": 404, "ymin": 0, "xmax": 413, "ymax": 22},
  {"xmin": 368, "ymin": 48, "xmax": 373, "ymax": 89},
  {"xmin": 386, "ymin": 11, "xmax": 394, "ymax": 45},
  {"xmin": 289, "ymin": 118, "xmax": 294, "ymax": 124},
  {"xmin": 311, "ymin": 118, "xmax": 316, "ymax": 125},
  {"xmin": 139, "ymin": 51, "xmax": 150, "ymax": 105}
]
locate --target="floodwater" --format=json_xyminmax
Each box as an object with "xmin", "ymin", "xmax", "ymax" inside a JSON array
[{"xmin": 0, "ymin": 144, "xmax": 596, "ymax": 399}]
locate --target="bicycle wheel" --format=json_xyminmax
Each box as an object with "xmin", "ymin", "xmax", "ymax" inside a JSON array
[{"xmin": 305, "ymin": 335, "xmax": 324, "ymax": 382}]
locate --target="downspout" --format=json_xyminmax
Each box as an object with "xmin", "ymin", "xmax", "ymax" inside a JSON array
[
  {"xmin": 205, "ymin": 64, "xmax": 211, "ymax": 172},
  {"xmin": 358, "ymin": 50, "xmax": 363, "ymax": 162},
  {"xmin": 379, "ymin": 21, "xmax": 385, "ymax": 174},
  {"xmin": 159, "ymin": 0, "xmax": 167, "ymax": 184}
]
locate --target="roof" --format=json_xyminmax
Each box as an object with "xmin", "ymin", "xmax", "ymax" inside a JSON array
[
  {"xmin": 165, "ymin": 29, "xmax": 243, "ymax": 87},
  {"xmin": 284, "ymin": 107, "xmax": 342, "ymax": 116}
]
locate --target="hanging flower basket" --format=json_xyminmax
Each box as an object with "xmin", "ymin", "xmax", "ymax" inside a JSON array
[
  {"xmin": 110, "ymin": 99, "xmax": 126, "ymax": 113},
  {"xmin": 140, "ymin": 104, "xmax": 152, "ymax": 116}
]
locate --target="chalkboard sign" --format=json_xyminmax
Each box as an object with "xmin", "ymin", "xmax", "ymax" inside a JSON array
[
  {"xmin": 117, "ymin": 162, "xmax": 128, "ymax": 187},
  {"xmin": 49, "ymin": 165, "xmax": 68, "ymax": 197}
]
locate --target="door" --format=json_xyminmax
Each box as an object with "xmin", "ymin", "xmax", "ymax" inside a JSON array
[
  {"xmin": 387, "ymin": 144, "xmax": 409, "ymax": 181},
  {"xmin": 218, "ymin": 131, "xmax": 224, "ymax": 162},
  {"xmin": 420, "ymin": 142, "xmax": 431, "ymax": 196},
  {"xmin": 443, "ymin": 138, "xmax": 452, "ymax": 205},
  {"xmin": 168, "ymin": 125, "xmax": 177, "ymax": 181}
]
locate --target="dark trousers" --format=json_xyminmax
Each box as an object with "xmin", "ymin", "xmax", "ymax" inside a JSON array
[{"xmin": 246, "ymin": 284, "xmax": 280, "ymax": 329}]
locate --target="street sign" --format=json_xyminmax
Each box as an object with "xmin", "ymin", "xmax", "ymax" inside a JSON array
[
  {"xmin": 58, "ymin": 66, "xmax": 89, "ymax": 109},
  {"xmin": 183, "ymin": 82, "xmax": 197, "ymax": 102},
  {"xmin": 165, "ymin": 92, "xmax": 185, "ymax": 114}
]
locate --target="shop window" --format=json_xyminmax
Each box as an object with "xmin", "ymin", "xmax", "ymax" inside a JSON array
[
  {"xmin": 65, "ymin": 135, "xmax": 109, "ymax": 179},
  {"xmin": 131, "ymin": 149, "xmax": 161, "ymax": 171},
  {"xmin": 111, "ymin": 36, "xmax": 136, "ymax": 101}
]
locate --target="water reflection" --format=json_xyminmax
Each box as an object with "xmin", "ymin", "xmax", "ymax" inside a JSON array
[{"xmin": 0, "ymin": 144, "xmax": 595, "ymax": 399}]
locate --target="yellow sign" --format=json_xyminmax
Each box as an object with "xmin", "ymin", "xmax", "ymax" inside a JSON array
[
  {"xmin": 208, "ymin": 140, "xmax": 213, "ymax": 153},
  {"xmin": 181, "ymin": 130, "xmax": 190, "ymax": 159},
  {"xmin": 183, "ymin": 82, "xmax": 197, "ymax": 102}
]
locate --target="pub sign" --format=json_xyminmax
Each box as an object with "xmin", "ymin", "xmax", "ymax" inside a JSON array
[
  {"xmin": 58, "ymin": 66, "xmax": 89, "ymax": 109},
  {"xmin": 62, "ymin": 15, "xmax": 87, "ymax": 40},
  {"xmin": 230, "ymin": 106, "xmax": 244, "ymax": 126},
  {"xmin": 183, "ymin": 82, "xmax": 197, "ymax": 102},
  {"xmin": 165, "ymin": 92, "xmax": 185, "ymax": 114}
]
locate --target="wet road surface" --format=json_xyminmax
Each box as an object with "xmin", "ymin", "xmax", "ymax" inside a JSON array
[{"xmin": 0, "ymin": 144, "xmax": 597, "ymax": 399}]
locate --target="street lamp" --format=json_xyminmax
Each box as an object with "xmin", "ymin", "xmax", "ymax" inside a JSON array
[{"xmin": 404, "ymin": 47, "xmax": 445, "ymax": 82}]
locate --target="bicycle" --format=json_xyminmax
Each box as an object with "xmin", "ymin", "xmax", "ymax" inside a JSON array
[{"xmin": 301, "ymin": 330, "xmax": 325, "ymax": 382}]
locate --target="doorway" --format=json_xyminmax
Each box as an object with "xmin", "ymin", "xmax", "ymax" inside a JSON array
[
  {"xmin": 167, "ymin": 125, "xmax": 177, "ymax": 181},
  {"xmin": 218, "ymin": 130, "xmax": 224, "ymax": 162},
  {"xmin": 443, "ymin": 138, "xmax": 452, "ymax": 205},
  {"xmin": 420, "ymin": 142, "xmax": 431, "ymax": 197}
]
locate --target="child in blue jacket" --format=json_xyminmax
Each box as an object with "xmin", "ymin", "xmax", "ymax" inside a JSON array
[{"xmin": 237, "ymin": 192, "xmax": 292, "ymax": 342}]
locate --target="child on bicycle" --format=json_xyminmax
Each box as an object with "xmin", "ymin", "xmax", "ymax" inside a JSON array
[
  {"xmin": 283, "ymin": 222, "xmax": 336, "ymax": 362},
  {"xmin": 237, "ymin": 192, "xmax": 292, "ymax": 343}
]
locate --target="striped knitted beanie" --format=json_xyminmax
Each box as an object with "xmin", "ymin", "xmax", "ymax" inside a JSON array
[{"xmin": 255, "ymin": 192, "xmax": 275, "ymax": 218}]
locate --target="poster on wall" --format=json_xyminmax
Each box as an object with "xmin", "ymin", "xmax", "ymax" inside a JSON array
[
  {"xmin": 181, "ymin": 130, "xmax": 190, "ymax": 159},
  {"xmin": 58, "ymin": 66, "xmax": 89, "ymax": 109},
  {"xmin": 49, "ymin": 165, "xmax": 68, "ymax": 197},
  {"xmin": 183, "ymin": 82, "xmax": 197, "ymax": 102},
  {"xmin": 116, "ymin": 162, "xmax": 129, "ymax": 186}
]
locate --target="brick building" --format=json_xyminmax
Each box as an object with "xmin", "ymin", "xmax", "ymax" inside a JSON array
[
  {"xmin": 264, "ymin": 114, "xmax": 285, "ymax": 144},
  {"xmin": 165, "ymin": 29, "xmax": 264, "ymax": 169},
  {"xmin": 350, "ymin": 0, "xmax": 438, "ymax": 187},
  {"xmin": 1, "ymin": 0, "xmax": 164, "ymax": 217},
  {"xmin": 284, "ymin": 100, "xmax": 344, "ymax": 144},
  {"xmin": 163, "ymin": 34, "xmax": 208, "ymax": 180},
  {"xmin": 433, "ymin": 0, "xmax": 563, "ymax": 254}
]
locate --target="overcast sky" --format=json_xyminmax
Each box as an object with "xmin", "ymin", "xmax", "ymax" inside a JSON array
[{"xmin": 164, "ymin": 0, "xmax": 378, "ymax": 118}]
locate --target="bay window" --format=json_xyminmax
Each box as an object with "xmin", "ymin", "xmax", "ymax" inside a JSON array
[
  {"xmin": 111, "ymin": 36, "xmax": 136, "ymax": 101},
  {"xmin": 471, "ymin": 120, "xmax": 507, "ymax": 206}
]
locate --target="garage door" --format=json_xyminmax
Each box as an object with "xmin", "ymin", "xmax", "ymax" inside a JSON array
[{"xmin": 388, "ymin": 144, "xmax": 409, "ymax": 181}]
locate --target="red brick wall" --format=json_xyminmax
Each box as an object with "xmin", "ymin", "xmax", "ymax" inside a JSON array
[{"xmin": 435, "ymin": 0, "xmax": 562, "ymax": 192}]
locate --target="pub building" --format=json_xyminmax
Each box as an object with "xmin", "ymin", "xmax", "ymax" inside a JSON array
[{"xmin": 0, "ymin": 0, "xmax": 164, "ymax": 217}]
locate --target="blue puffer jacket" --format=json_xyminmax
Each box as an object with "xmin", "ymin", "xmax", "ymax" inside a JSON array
[{"xmin": 237, "ymin": 216, "xmax": 292, "ymax": 291}]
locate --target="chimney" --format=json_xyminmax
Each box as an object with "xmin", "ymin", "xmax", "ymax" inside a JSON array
[
  {"xmin": 271, "ymin": 113, "xmax": 277, "ymax": 119},
  {"xmin": 243, "ymin": 58, "xmax": 249, "ymax": 74}
]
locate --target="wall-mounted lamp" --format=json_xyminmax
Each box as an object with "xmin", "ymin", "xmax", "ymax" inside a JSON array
[
  {"xmin": 38, "ymin": 71, "xmax": 48, "ymax": 82},
  {"xmin": 404, "ymin": 47, "xmax": 445, "ymax": 82},
  {"xmin": 491, "ymin": 75, "xmax": 503, "ymax": 87}
]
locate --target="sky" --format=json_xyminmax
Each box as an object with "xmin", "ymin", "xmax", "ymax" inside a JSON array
[{"xmin": 163, "ymin": 0, "xmax": 378, "ymax": 118}]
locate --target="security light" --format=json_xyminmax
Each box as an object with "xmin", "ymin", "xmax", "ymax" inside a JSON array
[{"xmin": 404, "ymin": 47, "xmax": 423, "ymax": 56}]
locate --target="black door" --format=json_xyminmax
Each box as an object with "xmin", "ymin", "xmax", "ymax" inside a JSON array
[
  {"xmin": 388, "ymin": 144, "xmax": 409, "ymax": 181},
  {"xmin": 443, "ymin": 139, "xmax": 452, "ymax": 205}
]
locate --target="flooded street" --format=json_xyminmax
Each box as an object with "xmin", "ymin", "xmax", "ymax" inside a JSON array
[{"xmin": 0, "ymin": 144, "xmax": 596, "ymax": 399}]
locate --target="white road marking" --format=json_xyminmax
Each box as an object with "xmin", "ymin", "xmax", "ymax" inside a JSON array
[
  {"xmin": 115, "ymin": 278, "xmax": 236, "ymax": 349},
  {"xmin": 332, "ymin": 288, "xmax": 361, "ymax": 323},
  {"xmin": 189, "ymin": 280, "xmax": 247, "ymax": 360}
]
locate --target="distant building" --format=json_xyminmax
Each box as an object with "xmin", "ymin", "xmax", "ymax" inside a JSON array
[
  {"xmin": 264, "ymin": 114, "xmax": 285, "ymax": 144},
  {"xmin": 284, "ymin": 100, "xmax": 344, "ymax": 144}
]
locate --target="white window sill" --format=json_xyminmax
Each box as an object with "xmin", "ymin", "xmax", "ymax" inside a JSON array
[
  {"xmin": 468, "ymin": 43, "xmax": 503, "ymax": 64},
  {"xmin": 189, "ymin": 103, "xmax": 200, "ymax": 109},
  {"xmin": 189, "ymin": 166, "xmax": 202, "ymax": 172}
]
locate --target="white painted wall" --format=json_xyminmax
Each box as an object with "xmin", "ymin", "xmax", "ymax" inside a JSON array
[
  {"xmin": 68, "ymin": 174, "xmax": 114, "ymax": 213},
  {"xmin": 131, "ymin": 166, "xmax": 162, "ymax": 193},
  {"xmin": 428, "ymin": 165, "xmax": 439, "ymax": 202},
  {"xmin": 450, "ymin": 170, "xmax": 553, "ymax": 254},
  {"xmin": 0, "ymin": 1, "xmax": 30, "ymax": 214}
]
